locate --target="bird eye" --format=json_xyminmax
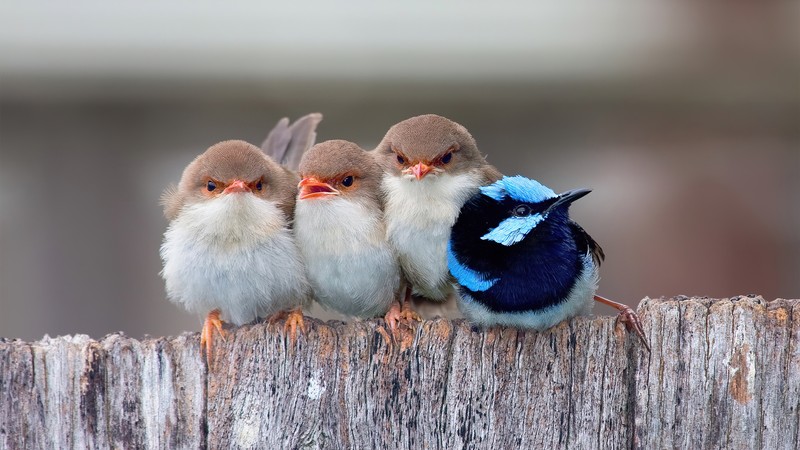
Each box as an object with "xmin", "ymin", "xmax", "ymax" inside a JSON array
[
  {"xmin": 441, "ymin": 152, "xmax": 452, "ymax": 164},
  {"xmin": 207, "ymin": 181, "xmax": 216, "ymax": 191},
  {"xmin": 396, "ymin": 154, "xmax": 405, "ymax": 164},
  {"xmin": 256, "ymin": 180, "xmax": 263, "ymax": 191},
  {"xmin": 342, "ymin": 175, "xmax": 354, "ymax": 187},
  {"xmin": 513, "ymin": 205, "xmax": 531, "ymax": 217}
]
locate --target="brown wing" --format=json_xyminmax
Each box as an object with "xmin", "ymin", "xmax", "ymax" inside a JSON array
[
  {"xmin": 478, "ymin": 163, "xmax": 503, "ymax": 185},
  {"xmin": 260, "ymin": 113, "xmax": 323, "ymax": 171},
  {"xmin": 271, "ymin": 165, "xmax": 301, "ymax": 223},
  {"xmin": 569, "ymin": 221, "xmax": 605, "ymax": 267}
]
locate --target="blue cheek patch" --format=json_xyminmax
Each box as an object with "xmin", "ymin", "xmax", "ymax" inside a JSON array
[
  {"xmin": 480, "ymin": 176, "xmax": 557, "ymax": 204},
  {"xmin": 447, "ymin": 241, "xmax": 498, "ymax": 292},
  {"xmin": 481, "ymin": 212, "xmax": 547, "ymax": 246}
]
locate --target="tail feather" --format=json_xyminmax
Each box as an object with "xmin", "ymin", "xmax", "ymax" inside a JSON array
[{"xmin": 260, "ymin": 113, "xmax": 323, "ymax": 170}]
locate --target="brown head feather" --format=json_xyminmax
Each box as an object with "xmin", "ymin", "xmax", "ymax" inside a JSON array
[
  {"xmin": 373, "ymin": 114, "xmax": 497, "ymax": 179},
  {"xmin": 162, "ymin": 140, "xmax": 299, "ymax": 221},
  {"xmin": 298, "ymin": 140, "xmax": 383, "ymax": 208}
]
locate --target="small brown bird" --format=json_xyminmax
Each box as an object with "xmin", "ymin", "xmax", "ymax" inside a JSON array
[
  {"xmin": 373, "ymin": 114, "xmax": 502, "ymax": 317},
  {"xmin": 160, "ymin": 114, "xmax": 320, "ymax": 362},
  {"xmin": 293, "ymin": 140, "xmax": 406, "ymax": 327}
]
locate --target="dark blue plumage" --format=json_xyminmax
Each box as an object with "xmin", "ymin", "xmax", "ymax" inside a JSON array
[{"xmin": 447, "ymin": 176, "xmax": 604, "ymax": 330}]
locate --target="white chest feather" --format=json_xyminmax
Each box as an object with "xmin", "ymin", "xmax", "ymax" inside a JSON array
[
  {"xmin": 382, "ymin": 171, "xmax": 482, "ymax": 300},
  {"xmin": 160, "ymin": 194, "xmax": 309, "ymax": 325},
  {"xmin": 294, "ymin": 198, "xmax": 400, "ymax": 317}
]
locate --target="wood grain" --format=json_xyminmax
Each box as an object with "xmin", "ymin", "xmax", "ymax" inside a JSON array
[{"xmin": 1, "ymin": 296, "xmax": 796, "ymax": 449}]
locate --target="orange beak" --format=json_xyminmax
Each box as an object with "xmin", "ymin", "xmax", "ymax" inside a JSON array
[
  {"xmin": 410, "ymin": 162, "xmax": 432, "ymax": 180},
  {"xmin": 298, "ymin": 177, "xmax": 339, "ymax": 200},
  {"xmin": 223, "ymin": 179, "xmax": 251, "ymax": 194}
]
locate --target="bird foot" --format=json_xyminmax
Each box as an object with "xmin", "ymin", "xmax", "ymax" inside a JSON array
[
  {"xmin": 615, "ymin": 306, "xmax": 651, "ymax": 352},
  {"xmin": 384, "ymin": 301, "xmax": 421, "ymax": 332},
  {"xmin": 594, "ymin": 295, "xmax": 651, "ymax": 352},
  {"xmin": 269, "ymin": 308, "xmax": 306, "ymax": 346},
  {"xmin": 285, "ymin": 309, "xmax": 306, "ymax": 345},
  {"xmin": 383, "ymin": 300, "xmax": 421, "ymax": 352},
  {"xmin": 401, "ymin": 305, "xmax": 422, "ymax": 324},
  {"xmin": 200, "ymin": 309, "xmax": 226, "ymax": 367}
]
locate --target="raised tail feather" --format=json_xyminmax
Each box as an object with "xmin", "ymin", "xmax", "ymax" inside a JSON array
[{"xmin": 260, "ymin": 113, "xmax": 323, "ymax": 171}]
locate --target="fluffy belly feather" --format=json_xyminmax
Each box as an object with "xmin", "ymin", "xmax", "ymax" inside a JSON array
[
  {"xmin": 294, "ymin": 198, "xmax": 400, "ymax": 317},
  {"xmin": 304, "ymin": 247, "xmax": 399, "ymax": 317},
  {"xmin": 160, "ymin": 195, "xmax": 309, "ymax": 325},
  {"xmin": 161, "ymin": 230, "xmax": 308, "ymax": 325},
  {"xmin": 388, "ymin": 222, "xmax": 453, "ymax": 300},
  {"xmin": 382, "ymin": 172, "xmax": 481, "ymax": 300}
]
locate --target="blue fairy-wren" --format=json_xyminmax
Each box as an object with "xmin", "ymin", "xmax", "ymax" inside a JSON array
[{"xmin": 447, "ymin": 175, "xmax": 649, "ymax": 350}]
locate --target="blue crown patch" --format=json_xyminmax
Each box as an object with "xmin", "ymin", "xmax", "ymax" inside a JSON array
[{"xmin": 480, "ymin": 176, "xmax": 557, "ymax": 204}]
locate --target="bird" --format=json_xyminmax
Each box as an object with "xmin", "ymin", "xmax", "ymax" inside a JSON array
[
  {"xmin": 160, "ymin": 113, "xmax": 320, "ymax": 363},
  {"xmin": 447, "ymin": 175, "xmax": 649, "ymax": 350},
  {"xmin": 373, "ymin": 114, "xmax": 502, "ymax": 318},
  {"xmin": 293, "ymin": 140, "xmax": 407, "ymax": 328}
]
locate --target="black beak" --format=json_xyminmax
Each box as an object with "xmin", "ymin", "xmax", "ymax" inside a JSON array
[{"xmin": 546, "ymin": 188, "xmax": 591, "ymax": 212}]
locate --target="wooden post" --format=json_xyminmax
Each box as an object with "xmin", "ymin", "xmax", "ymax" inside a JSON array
[{"xmin": 1, "ymin": 296, "xmax": 797, "ymax": 449}]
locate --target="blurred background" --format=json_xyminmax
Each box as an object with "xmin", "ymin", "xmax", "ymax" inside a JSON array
[{"xmin": 0, "ymin": 1, "xmax": 797, "ymax": 341}]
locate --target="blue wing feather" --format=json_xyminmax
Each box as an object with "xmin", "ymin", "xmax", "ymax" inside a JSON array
[{"xmin": 447, "ymin": 241, "xmax": 498, "ymax": 292}]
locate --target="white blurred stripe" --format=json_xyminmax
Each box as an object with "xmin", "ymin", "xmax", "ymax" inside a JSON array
[{"xmin": 0, "ymin": 1, "xmax": 688, "ymax": 80}]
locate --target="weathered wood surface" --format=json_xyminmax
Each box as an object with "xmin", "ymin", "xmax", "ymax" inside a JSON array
[{"xmin": 0, "ymin": 296, "xmax": 797, "ymax": 449}]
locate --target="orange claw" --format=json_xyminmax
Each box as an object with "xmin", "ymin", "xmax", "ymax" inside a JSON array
[
  {"xmin": 285, "ymin": 308, "xmax": 306, "ymax": 344},
  {"xmin": 200, "ymin": 309, "xmax": 226, "ymax": 367},
  {"xmin": 593, "ymin": 295, "xmax": 650, "ymax": 352},
  {"xmin": 269, "ymin": 307, "xmax": 306, "ymax": 346},
  {"xmin": 400, "ymin": 301, "xmax": 421, "ymax": 324},
  {"xmin": 384, "ymin": 301, "xmax": 403, "ymax": 331},
  {"xmin": 384, "ymin": 287, "xmax": 422, "ymax": 332}
]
